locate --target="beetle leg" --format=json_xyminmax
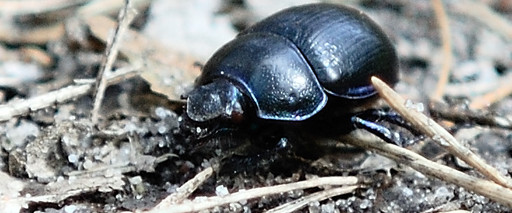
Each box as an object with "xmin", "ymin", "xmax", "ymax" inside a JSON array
[
  {"xmin": 355, "ymin": 109, "xmax": 425, "ymax": 136},
  {"xmin": 351, "ymin": 116, "xmax": 404, "ymax": 146},
  {"xmin": 351, "ymin": 109, "xmax": 423, "ymax": 146}
]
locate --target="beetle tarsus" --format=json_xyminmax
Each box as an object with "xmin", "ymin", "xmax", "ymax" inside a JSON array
[
  {"xmin": 359, "ymin": 109, "xmax": 424, "ymax": 136},
  {"xmin": 351, "ymin": 109, "xmax": 420, "ymax": 146}
]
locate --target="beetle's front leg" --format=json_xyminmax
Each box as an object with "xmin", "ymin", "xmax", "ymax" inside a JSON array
[{"xmin": 350, "ymin": 109, "xmax": 423, "ymax": 146}]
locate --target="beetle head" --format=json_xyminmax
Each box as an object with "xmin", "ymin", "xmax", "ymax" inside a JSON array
[{"xmin": 186, "ymin": 79, "xmax": 245, "ymax": 123}]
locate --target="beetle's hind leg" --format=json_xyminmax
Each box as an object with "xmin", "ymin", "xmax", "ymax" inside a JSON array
[{"xmin": 350, "ymin": 109, "xmax": 424, "ymax": 146}]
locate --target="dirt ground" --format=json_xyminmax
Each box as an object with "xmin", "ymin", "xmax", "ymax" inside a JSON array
[{"xmin": 1, "ymin": 0, "xmax": 512, "ymax": 212}]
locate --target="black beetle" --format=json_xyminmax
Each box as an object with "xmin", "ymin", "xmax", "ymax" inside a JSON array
[{"xmin": 182, "ymin": 3, "xmax": 410, "ymax": 146}]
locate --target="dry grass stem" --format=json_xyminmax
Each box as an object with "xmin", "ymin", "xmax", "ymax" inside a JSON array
[
  {"xmin": 0, "ymin": 66, "xmax": 139, "ymax": 122},
  {"xmin": 266, "ymin": 186, "xmax": 359, "ymax": 213},
  {"xmin": 342, "ymin": 131, "xmax": 512, "ymax": 208},
  {"xmin": 91, "ymin": 0, "xmax": 137, "ymax": 124},
  {"xmin": 153, "ymin": 167, "xmax": 214, "ymax": 209},
  {"xmin": 430, "ymin": 101, "xmax": 512, "ymax": 129},
  {"xmin": 151, "ymin": 176, "xmax": 359, "ymax": 213},
  {"xmin": 431, "ymin": 0, "xmax": 454, "ymax": 101},
  {"xmin": 371, "ymin": 76, "xmax": 512, "ymax": 189},
  {"xmin": 469, "ymin": 73, "xmax": 512, "ymax": 109}
]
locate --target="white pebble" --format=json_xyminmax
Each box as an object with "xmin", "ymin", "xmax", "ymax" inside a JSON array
[
  {"xmin": 68, "ymin": 154, "xmax": 78, "ymax": 163},
  {"xmin": 64, "ymin": 205, "xmax": 77, "ymax": 213},
  {"xmin": 215, "ymin": 185, "xmax": 229, "ymax": 197}
]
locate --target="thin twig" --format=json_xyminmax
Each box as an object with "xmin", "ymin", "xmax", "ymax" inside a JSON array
[
  {"xmin": 153, "ymin": 167, "xmax": 214, "ymax": 209},
  {"xmin": 431, "ymin": 0, "xmax": 454, "ymax": 101},
  {"xmin": 341, "ymin": 130, "xmax": 512, "ymax": 208},
  {"xmin": 469, "ymin": 73, "xmax": 512, "ymax": 109},
  {"xmin": 91, "ymin": 0, "xmax": 137, "ymax": 124},
  {"xmin": 371, "ymin": 76, "xmax": 512, "ymax": 189},
  {"xmin": 150, "ymin": 176, "xmax": 359, "ymax": 213},
  {"xmin": 266, "ymin": 186, "xmax": 359, "ymax": 213},
  {"xmin": 430, "ymin": 101, "xmax": 512, "ymax": 129},
  {"xmin": 0, "ymin": 66, "xmax": 139, "ymax": 122}
]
